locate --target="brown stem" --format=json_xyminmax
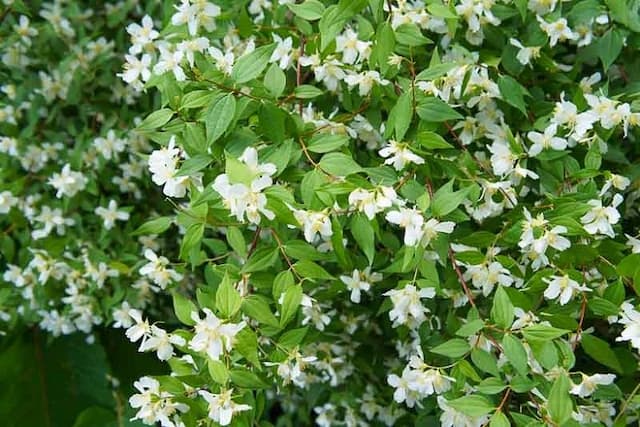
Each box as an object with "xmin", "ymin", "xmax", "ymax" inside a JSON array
[{"xmin": 448, "ymin": 248, "xmax": 477, "ymax": 308}]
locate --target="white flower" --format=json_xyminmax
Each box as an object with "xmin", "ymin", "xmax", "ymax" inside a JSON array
[
  {"xmin": 340, "ymin": 268, "xmax": 382, "ymax": 303},
  {"xmin": 139, "ymin": 325, "xmax": 186, "ymax": 361},
  {"xmin": 384, "ymin": 284, "xmax": 436, "ymax": 328},
  {"xmin": 125, "ymin": 309, "xmax": 151, "ymax": 344},
  {"xmin": 385, "ymin": 207, "xmax": 425, "ymax": 246},
  {"xmin": 172, "ymin": 0, "xmax": 221, "ymax": 36},
  {"xmin": 154, "ymin": 46, "xmax": 186, "ymax": 81},
  {"xmin": 95, "ymin": 200, "xmax": 129, "ymax": 230},
  {"xmin": 291, "ymin": 208, "xmax": 333, "ymax": 243},
  {"xmin": 308, "ymin": 57, "xmax": 346, "ymax": 92},
  {"xmin": 148, "ymin": 137, "xmax": 194, "ymax": 198},
  {"xmin": 0, "ymin": 190, "xmax": 18, "ymax": 214},
  {"xmin": 189, "ymin": 308, "xmax": 246, "ymax": 361},
  {"xmin": 511, "ymin": 307, "xmax": 539, "ymax": 330},
  {"xmin": 127, "ymin": 15, "xmax": 159, "ymax": 54},
  {"xmin": 31, "ymin": 206, "xmax": 75, "ymax": 239},
  {"xmin": 537, "ymin": 16, "xmax": 577, "ymax": 47},
  {"xmin": 344, "ymin": 70, "xmax": 390, "ymax": 96},
  {"xmin": 199, "ymin": 388, "xmax": 251, "ymax": 426},
  {"xmin": 388, "ymin": 358, "xmax": 454, "ymax": 408},
  {"xmin": 543, "ymin": 275, "xmax": 590, "ymax": 305},
  {"xmin": 509, "ymin": 38, "xmax": 540, "ymax": 66},
  {"xmin": 599, "ymin": 173, "xmax": 630, "ymax": 197},
  {"xmin": 420, "ymin": 219, "xmax": 455, "ymax": 246},
  {"xmin": 570, "ymin": 373, "xmax": 616, "ymax": 398},
  {"xmin": 48, "ymin": 164, "xmax": 88, "ymax": 198},
  {"xmin": 129, "ymin": 376, "xmax": 189, "ymax": 427},
  {"xmin": 120, "ymin": 54, "xmax": 152, "ymax": 88},
  {"xmin": 527, "ymin": 124, "xmax": 567, "ymax": 157},
  {"xmin": 112, "ymin": 302, "xmax": 134, "ymax": 328},
  {"xmin": 581, "ymin": 194, "xmax": 623, "ymax": 238},
  {"xmin": 626, "ymin": 234, "xmax": 640, "ymax": 253},
  {"xmin": 139, "ymin": 249, "xmax": 183, "ymax": 289},
  {"xmin": 464, "ymin": 261, "xmax": 513, "ymax": 296},
  {"xmin": 270, "ymin": 34, "xmax": 293, "ymax": 69},
  {"xmin": 348, "ymin": 186, "xmax": 400, "ymax": 220},
  {"xmin": 209, "ymin": 46, "xmax": 234, "ymax": 75},
  {"xmin": 379, "ymin": 140, "xmax": 424, "ymax": 170},
  {"xmin": 335, "ymin": 28, "xmax": 371, "ymax": 64},
  {"xmin": 488, "ymin": 141, "xmax": 517, "ymax": 176},
  {"xmin": 616, "ymin": 303, "xmax": 640, "ymax": 350}
]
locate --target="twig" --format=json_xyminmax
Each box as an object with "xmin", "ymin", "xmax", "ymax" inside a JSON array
[
  {"xmin": 296, "ymin": 36, "xmax": 306, "ymax": 116},
  {"xmin": 448, "ymin": 248, "xmax": 477, "ymax": 308},
  {"xmin": 614, "ymin": 381, "xmax": 640, "ymax": 424},
  {"xmin": 270, "ymin": 228, "xmax": 302, "ymax": 281}
]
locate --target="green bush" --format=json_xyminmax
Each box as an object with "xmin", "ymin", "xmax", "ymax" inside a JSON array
[{"xmin": 3, "ymin": 0, "xmax": 640, "ymax": 426}]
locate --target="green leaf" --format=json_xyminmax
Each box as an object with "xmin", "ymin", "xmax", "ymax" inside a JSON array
[
  {"xmin": 206, "ymin": 93, "xmax": 236, "ymax": 146},
  {"xmin": 225, "ymin": 154, "xmax": 253, "ymax": 186},
  {"xmin": 208, "ymin": 360, "xmax": 229, "ymax": 384},
  {"xmin": 132, "ymin": 216, "xmax": 173, "ymax": 236},
  {"xmin": 427, "ymin": 2, "xmax": 458, "ymax": 19},
  {"xmin": 447, "ymin": 395, "xmax": 495, "ymax": 417},
  {"xmin": 180, "ymin": 90, "xmax": 215, "ymax": 110},
  {"xmin": 172, "ymin": 292, "xmax": 197, "ymax": 326},
  {"xmin": 176, "ymin": 154, "xmax": 213, "ymax": 176},
  {"xmin": 430, "ymin": 338, "xmax": 471, "ymax": 358},
  {"xmin": 242, "ymin": 296, "xmax": 280, "ymax": 328},
  {"xmin": 416, "ymin": 97, "xmax": 462, "ymax": 122},
  {"xmin": 351, "ymin": 213, "xmax": 375, "ymax": 264},
  {"xmin": 389, "ymin": 92, "xmax": 413, "ymax": 141},
  {"xmin": 319, "ymin": 0, "xmax": 369, "ymax": 50},
  {"xmin": 548, "ymin": 374, "xmax": 572, "ymax": 425},
  {"xmin": 491, "ymin": 286, "xmax": 514, "ymax": 329},
  {"xmin": 136, "ymin": 108, "xmax": 173, "ymax": 132},
  {"xmin": 394, "ymin": 23, "xmax": 432, "ymax": 46},
  {"xmin": 375, "ymin": 22, "xmax": 396, "ymax": 75},
  {"xmin": 307, "ymin": 133, "xmax": 350, "ymax": 153},
  {"xmin": 319, "ymin": 152, "xmax": 364, "ymax": 176},
  {"xmin": 456, "ymin": 319, "xmax": 485, "ymax": 337},
  {"xmin": 431, "ymin": 180, "xmax": 469, "ymax": 217},
  {"xmin": 521, "ymin": 325, "xmax": 570, "ymax": 342},
  {"xmin": 226, "ymin": 227, "xmax": 248, "ymax": 258},
  {"xmin": 498, "ymin": 75, "xmax": 529, "ymax": 116},
  {"xmin": 229, "ymin": 369, "xmax": 269, "ymax": 388},
  {"xmin": 417, "ymin": 130, "xmax": 453, "ymax": 149},
  {"xmin": 235, "ymin": 328, "xmax": 261, "ymax": 367},
  {"xmin": 242, "ymin": 247, "xmax": 279, "ymax": 273},
  {"xmin": 581, "ymin": 334, "xmax": 623, "ymax": 373},
  {"xmin": 216, "ymin": 275, "xmax": 243, "ymax": 318},
  {"xmin": 179, "ymin": 223, "xmax": 204, "ymax": 260},
  {"xmin": 476, "ymin": 378, "xmax": 507, "ymax": 394},
  {"xmin": 280, "ymin": 285, "xmax": 303, "ymax": 327},
  {"xmin": 264, "ymin": 63, "xmax": 287, "ymax": 97},
  {"xmin": 490, "ymin": 411, "xmax": 510, "ymax": 427},
  {"xmin": 502, "ymin": 334, "xmax": 528, "ymax": 376},
  {"xmin": 231, "ymin": 44, "xmax": 276, "ymax": 83},
  {"xmin": 286, "ymin": 0, "xmax": 326, "ymax": 20},
  {"xmin": 598, "ymin": 29, "xmax": 624, "ymax": 70},
  {"xmin": 294, "ymin": 260, "xmax": 335, "ymax": 280},
  {"xmin": 415, "ymin": 62, "xmax": 457, "ymax": 81},
  {"xmin": 294, "ymin": 85, "xmax": 324, "ymax": 98},
  {"xmin": 278, "ymin": 327, "xmax": 308, "ymax": 349}
]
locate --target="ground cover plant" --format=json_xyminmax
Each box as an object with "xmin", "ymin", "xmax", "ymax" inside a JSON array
[{"xmin": 3, "ymin": 0, "xmax": 640, "ymax": 426}]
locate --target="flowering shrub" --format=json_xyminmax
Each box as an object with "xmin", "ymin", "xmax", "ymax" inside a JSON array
[
  {"xmin": 5, "ymin": 0, "xmax": 640, "ymax": 425},
  {"xmin": 0, "ymin": 1, "xmax": 179, "ymax": 424},
  {"xmin": 110, "ymin": 0, "xmax": 640, "ymax": 425}
]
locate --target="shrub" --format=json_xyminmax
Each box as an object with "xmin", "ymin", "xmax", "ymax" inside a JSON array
[{"xmin": 4, "ymin": 0, "xmax": 640, "ymax": 426}]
